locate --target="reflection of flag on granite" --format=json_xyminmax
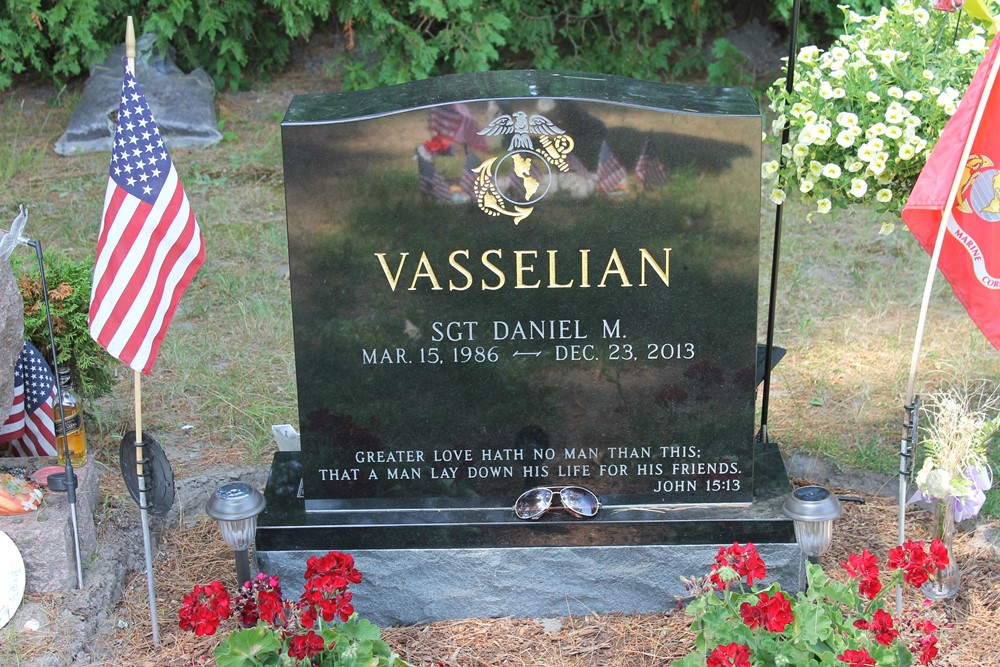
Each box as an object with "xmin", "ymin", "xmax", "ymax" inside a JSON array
[
  {"xmin": 0, "ymin": 340, "xmax": 57, "ymax": 457},
  {"xmin": 460, "ymin": 152, "xmax": 481, "ymax": 198},
  {"xmin": 417, "ymin": 152, "xmax": 455, "ymax": 202},
  {"xmin": 428, "ymin": 104, "xmax": 488, "ymax": 151},
  {"xmin": 635, "ymin": 141, "xmax": 670, "ymax": 190},
  {"xmin": 89, "ymin": 59, "xmax": 205, "ymax": 375},
  {"xmin": 565, "ymin": 154, "xmax": 591, "ymax": 177},
  {"xmin": 596, "ymin": 140, "xmax": 628, "ymax": 194},
  {"xmin": 902, "ymin": 37, "xmax": 1000, "ymax": 348}
]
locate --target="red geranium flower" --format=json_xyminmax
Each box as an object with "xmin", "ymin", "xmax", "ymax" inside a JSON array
[
  {"xmin": 286, "ymin": 630, "xmax": 328, "ymax": 660},
  {"xmin": 739, "ymin": 591, "xmax": 793, "ymax": 633},
  {"xmin": 710, "ymin": 543, "xmax": 767, "ymax": 589},
  {"xmin": 178, "ymin": 581, "xmax": 232, "ymax": 636},
  {"xmin": 842, "ymin": 549, "xmax": 883, "ymax": 599},
  {"xmin": 854, "ymin": 608, "xmax": 899, "ymax": 646},
  {"xmin": 706, "ymin": 642, "xmax": 751, "ymax": 667},
  {"xmin": 839, "ymin": 647, "xmax": 877, "ymax": 667},
  {"xmin": 888, "ymin": 540, "xmax": 942, "ymax": 588},
  {"xmin": 928, "ymin": 538, "xmax": 950, "ymax": 570}
]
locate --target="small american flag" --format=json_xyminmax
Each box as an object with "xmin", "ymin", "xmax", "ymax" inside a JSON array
[
  {"xmin": 428, "ymin": 104, "xmax": 488, "ymax": 151},
  {"xmin": 460, "ymin": 151, "xmax": 482, "ymax": 198},
  {"xmin": 596, "ymin": 140, "xmax": 628, "ymax": 194},
  {"xmin": 0, "ymin": 340, "xmax": 57, "ymax": 457},
  {"xmin": 635, "ymin": 141, "xmax": 670, "ymax": 190},
  {"xmin": 417, "ymin": 151, "xmax": 457, "ymax": 202},
  {"xmin": 88, "ymin": 58, "xmax": 205, "ymax": 375}
]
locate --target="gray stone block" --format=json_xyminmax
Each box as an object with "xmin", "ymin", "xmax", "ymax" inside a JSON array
[
  {"xmin": 0, "ymin": 462, "xmax": 100, "ymax": 593},
  {"xmin": 54, "ymin": 33, "xmax": 222, "ymax": 156},
  {"xmin": 259, "ymin": 541, "xmax": 805, "ymax": 626}
]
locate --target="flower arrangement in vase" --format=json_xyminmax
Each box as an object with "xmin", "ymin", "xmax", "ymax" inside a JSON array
[{"xmin": 910, "ymin": 387, "xmax": 998, "ymax": 599}]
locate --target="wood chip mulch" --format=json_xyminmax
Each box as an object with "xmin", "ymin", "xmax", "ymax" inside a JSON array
[{"xmin": 99, "ymin": 484, "xmax": 1000, "ymax": 667}]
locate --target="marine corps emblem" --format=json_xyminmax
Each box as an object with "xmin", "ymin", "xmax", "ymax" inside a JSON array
[{"xmin": 472, "ymin": 111, "xmax": 575, "ymax": 224}]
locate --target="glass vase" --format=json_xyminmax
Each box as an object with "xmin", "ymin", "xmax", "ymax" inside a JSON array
[{"xmin": 921, "ymin": 498, "xmax": 961, "ymax": 600}]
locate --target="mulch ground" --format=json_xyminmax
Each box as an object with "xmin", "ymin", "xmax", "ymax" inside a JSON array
[{"xmin": 97, "ymin": 481, "xmax": 1000, "ymax": 667}]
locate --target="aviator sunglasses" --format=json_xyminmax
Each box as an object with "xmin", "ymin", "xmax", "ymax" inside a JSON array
[{"xmin": 513, "ymin": 485, "xmax": 602, "ymax": 520}]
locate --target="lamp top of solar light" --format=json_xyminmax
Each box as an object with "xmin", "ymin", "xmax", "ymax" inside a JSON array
[{"xmin": 782, "ymin": 485, "xmax": 843, "ymax": 523}]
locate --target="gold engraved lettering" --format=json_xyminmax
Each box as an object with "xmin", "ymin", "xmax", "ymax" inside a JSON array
[
  {"xmin": 515, "ymin": 250, "xmax": 540, "ymax": 289},
  {"xmin": 599, "ymin": 249, "xmax": 632, "ymax": 287},
  {"xmin": 448, "ymin": 250, "xmax": 473, "ymax": 291},
  {"xmin": 481, "ymin": 249, "xmax": 506, "ymax": 290},
  {"xmin": 639, "ymin": 248, "xmax": 670, "ymax": 287},
  {"xmin": 408, "ymin": 251, "xmax": 443, "ymax": 291}
]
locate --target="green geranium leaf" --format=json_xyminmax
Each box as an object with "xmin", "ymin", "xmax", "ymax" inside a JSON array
[{"xmin": 214, "ymin": 626, "xmax": 283, "ymax": 667}]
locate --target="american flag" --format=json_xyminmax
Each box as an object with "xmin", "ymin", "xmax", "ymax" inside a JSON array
[
  {"xmin": 88, "ymin": 59, "xmax": 205, "ymax": 375},
  {"xmin": 428, "ymin": 104, "xmax": 488, "ymax": 151},
  {"xmin": 416, "ymin": 151, "xmax": 457, "ymax": 202},
  {"xmin": 460, "ymin": 151, "xmax": 482, "ymax": 198},
  {"xmin": 635, "ymin": 141, "xmax": 670, "ymax": 190},
  {"xmin": 0, "ymin": 340, "xmax": 57, "ymax": 457},
  {"xmin": 596, "ymin": 140, "xmax": 628, "ymax": 194}
]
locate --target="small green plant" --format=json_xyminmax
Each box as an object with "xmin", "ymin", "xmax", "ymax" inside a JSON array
[
  {"xmin": 672, "ymin": 541, "xmax": 946, "ymax": 667},
  {"xmin": 10, "ymin": 249, "xmax": 115, "ymax": 399},
  {"xmin": 178, "ymin": 551, "xmax": 411, "ymax": 667}
]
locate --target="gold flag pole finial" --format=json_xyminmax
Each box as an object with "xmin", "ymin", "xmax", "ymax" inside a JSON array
[
  {"xmin": 126, "ymin": 16, "xmax": 136, "ymax": 59},
  {"xmin": 125, "ymin": 16, "xmax": 136, "ymax": 75}
]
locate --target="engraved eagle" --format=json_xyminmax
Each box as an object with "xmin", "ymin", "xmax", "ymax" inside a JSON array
[{"xmin": 477, "ymin": 111, "xmax": 565, "ymax": 151}]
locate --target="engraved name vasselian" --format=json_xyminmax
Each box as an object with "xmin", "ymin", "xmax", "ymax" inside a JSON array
[{"xmin": 374, "ymin": 248, "xmax": 671, "ymax": 291}]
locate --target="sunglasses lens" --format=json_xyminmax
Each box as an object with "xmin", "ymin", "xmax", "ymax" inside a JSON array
[
  {"xmin": 561, "ymin": 487, "xmax": 600, "ymax": 516},
  {"xmin": 514, "ymin": 488, "xmax": 553, "ymax": 519}
]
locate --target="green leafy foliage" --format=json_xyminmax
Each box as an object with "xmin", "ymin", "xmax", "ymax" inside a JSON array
[
  {"xmin": 9, "ymin": 249, "xmax": 115, "ymax": 399},
  {"xmin": 0, "ymin": 0, "xmax": 332, "ymax": 91},
  {"xmin": 335, "ymin": 0, "xmax": 733, "ymax": 90}
]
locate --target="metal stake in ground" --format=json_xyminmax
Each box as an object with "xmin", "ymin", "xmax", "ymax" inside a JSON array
[
  {"xmin": 758, "ymin": 0, "xmax": 801, "ymax": 445},
  {"xmin": 10, "ymin": 208, "xmax": 86, "ymax": 590}
]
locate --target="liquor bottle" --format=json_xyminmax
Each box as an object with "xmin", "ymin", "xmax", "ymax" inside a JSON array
[{"xmin": 54, "ymin": 368, "xmax": 88, "ymax": 467}]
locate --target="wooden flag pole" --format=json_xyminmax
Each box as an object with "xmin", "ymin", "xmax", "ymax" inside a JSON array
[
  {"xmin": 125, "ymin": 16, "xmax": 162, "ymax": 646},
  {"xmin": 898, "ymin": 34, "xmax": 1000, "ymax": 614}
]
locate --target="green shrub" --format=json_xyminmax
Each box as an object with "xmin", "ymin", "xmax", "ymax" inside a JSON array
[
  {"xmin": 9, "ymin": 249, "xmax": 115, "ymax": 399},
  {"xmin": 335, "ymin": 0, "xmax": 734, "ymax": 90}
]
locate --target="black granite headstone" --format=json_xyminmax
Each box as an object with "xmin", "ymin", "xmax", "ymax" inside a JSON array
[{"xmin": 258, "ymin": 71, "xmax": 799, "ymax": 623}]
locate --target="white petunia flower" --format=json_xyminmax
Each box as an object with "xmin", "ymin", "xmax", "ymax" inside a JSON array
[
  {"xmin": 866, "ymin": 91, "xmax": 880, "ymax": 103},
  {"xmin": 837, "ymin": 130, "xmax": 856, "ymax": 148},
  {"xmin": 769, "ymin": 188, "xmax": 786, "ymax": 205},
  {"xmin": 817, "ymin": 198, "xmax": 832, "ymax": 214},
  {"xmin": 822, "ymin": 163, "xmax": 842, "ymax": 179},
  {"xmin": 850, "ymin": 178, "xmax": 868, "ymax": 197},
  {"xmin": 913, "ymin": 8, "xmax": 929, "ymax": 25},
  {"xmin": 836, "ymin": 112, "xmax": 858, "ymax": 127},
  {"xmin": 800, "ymin": 179, "xmax": 815, "ymax": 193},
  {"xmin": 876, "ymin": 188, "xmax": 892, "ymax": 203},
  {"xmin": 904, "ymin": 90, "xmax": 923, "ymax": 102},
  {"xmin": 761, "ymin": 161, "xmax": 779, "ymax": 176}
]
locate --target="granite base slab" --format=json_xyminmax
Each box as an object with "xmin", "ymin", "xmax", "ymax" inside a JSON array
[
  {"xmin": 256, "ymin": 444, "xmax": 803, "ymax": 624},
  {"xmin": 259, "ymin": 541, "xmax": 804, "ymax": 626}
]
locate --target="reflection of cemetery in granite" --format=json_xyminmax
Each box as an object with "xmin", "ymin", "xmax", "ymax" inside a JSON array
[{"xmin": 284, "ymin": 96, "xmax": 761, "ymax": 509}]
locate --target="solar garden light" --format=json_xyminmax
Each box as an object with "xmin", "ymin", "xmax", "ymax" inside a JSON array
[
  {"xmin": 782, "ymin": 485, "xmax": 843, "ymax": 564},
  {"xmin": 206, "ymin": 482, "xmax": 266, "ymax": 585}
]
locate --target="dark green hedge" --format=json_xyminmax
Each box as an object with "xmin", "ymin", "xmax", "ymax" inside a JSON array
[{"xmin": 0, "ymin": 0, "xmax": 886, "ymax": 92}]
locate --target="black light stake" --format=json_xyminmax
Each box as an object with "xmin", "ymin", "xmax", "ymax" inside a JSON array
[
  {"xmin": 759, "ymin": 0, "xmax": 802, "ymax": 445},
  {"xmin": 206, "ymin": 482, "xmax": 266, "ymax": 585}
]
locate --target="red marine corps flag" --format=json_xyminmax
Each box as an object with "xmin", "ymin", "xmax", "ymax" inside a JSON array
[{"xmin": 902, "ymin": 36, "xmax": 1000, "ymax": 349}]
